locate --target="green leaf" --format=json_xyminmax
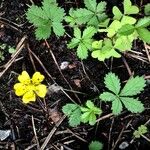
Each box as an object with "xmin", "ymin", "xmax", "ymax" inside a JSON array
[
  {"xmin": 92, "ymin": 40, "xmax": 103, "ymax": 49},
  {"xmin": 113, "ymin": 6, "xmax": 123, "ymax": 20},
  {"xmin": 138, "ymin": 125, "xmax": 148, "ymax": 134},
  {"xmin": 114, "ymin": 36, "xmax": 133, "ymax": 51},
  {"xmin": 77, "ymin": 43, "xmax": 88, "ymax": 59},
  {"xmin": 120, "ymin": 76, "xmax": 146, "ymax": 96},
  {"xmin": 52, "ymin": 22, "xmax": 65, "ymax": 36},
  {"xmin": 144, "ymin": 3, "xmax": 150, "ymax": 15},
  {"xmin": 121, "ymin": 97, "xmax": 144, "ymax": 113},
  {"xmin": 111, "ymin": 98, "xmax": 123, "ymax": 115},
  {"xmin": 104, "ymin": 72, "xmax": 121, "ymax": 95},
  {"xmin": 123, "ymin": 0, "xmax": 139, "ymax": 15},
  {"xmin": 97, "ymin": 2, "xmax": 107, "ymax": 13},
  {"xmin": 62, "ymin": 103, "xmax": 78, "ymax": 116},
  {"xmin": 121, "ymin": 16, "xmax": 136, "ymax": 25},
  {"xmin": 74, "ymin": 27, "xmax": 81, "ymax": 39},
  {"xmin": 82, "ymin": 27, "xmax": 97, "ymax": 39},
  {"xmin": 84, "ymin": 0, "xmax": 97, "ymax": 12},
  {"xmin": 35, "ymin": 25, "xmax": 51, "ymax": 40},
  {"xmin": 118, "ymin": 24, "xmax": 135, "ymax": 36},
  {"xmin": 99, "ymin": 92, "xmax": 117, "ymax": 102},
  {"xmin": 67, "ymin": 38, "xmax": 80, "ymax": 49},
  {"xmin": 81, "ymin": 100, "xmax": 102, "ymax": 125},
  {"xmin": 89, "ymin": 141, "xmax": 103, "ymax": 150},
  {"xmin": 136, "ymin": 17, "xmax": 150, "ymax": 28},
  {"xmin": 62, "ymin": 103, "xmax": 81, "ymax": 127},
  {"xmin": 136, "ymin": 28, "xmax": 150, "ymax": 44},
  {"xmin": 26, "ymin": 0, "xmax": 65, "ymax": 39},
  {"xmin": 69, "ymin": 107, "xmax": 81, "ymax": 127}
]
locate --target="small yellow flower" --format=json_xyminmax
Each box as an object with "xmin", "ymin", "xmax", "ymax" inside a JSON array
[{"xmin": 14, "ymin": 71, "xmax": 47, "ymax": 103}]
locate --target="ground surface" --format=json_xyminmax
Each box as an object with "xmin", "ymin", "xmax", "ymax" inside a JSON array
[{"xmin": 0, "ymin": 0, "xmax": 150, "ymax": 150}]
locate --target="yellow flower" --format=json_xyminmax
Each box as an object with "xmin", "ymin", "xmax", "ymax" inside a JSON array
[{"xmin": 14, "ymin": 71, "xmax": 47, "ymax": 103}]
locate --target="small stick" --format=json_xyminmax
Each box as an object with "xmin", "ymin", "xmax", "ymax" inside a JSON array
[
  {"xmin": 40, "ymin": 115, "xmax": 66, "ymax": 150},
  {"xmin": 96, "ymin": 113, "xmax": 113, "ymax": 123},
  {"xmin": 31, "ymin": 115, "xmax": 40, "ymax": 149}
]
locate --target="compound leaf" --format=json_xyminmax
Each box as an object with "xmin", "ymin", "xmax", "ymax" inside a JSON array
[
  {"xmin": 120, "ymin": 76, "xmax": 146, "ymax": 96},
  {"xmin": 52, "ymin": 22, "xmax": 65, "ymax": 36},
  {"xmin": 121, "ymin": 97, "xmax": 144, "ymax": 113},
  {"xmin": 104, "ymin": 72, "xmax": 121, "ymax": 94}
]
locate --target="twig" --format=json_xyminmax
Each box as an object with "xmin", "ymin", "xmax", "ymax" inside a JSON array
[
  {"xmin": 96, "ymin": 113, "xmax": 113, "ymax": 123},
  {"xmin": 40, "ymin": 115, "xmax": 66, "ymax": 150},
  {"xmin": 122, "ymin": 57, "xmax": 132, "ymax": 76},
  {"xmin": 31, "ymin": 115, "xmax": 40, "ymax": 149},
  {"xmin": 0, "ymin": 35, "xmax": 27, "ymax": 79},
  {"xmin": 45, "ymin": 40, "xmax": 81, "ymax": 104}
]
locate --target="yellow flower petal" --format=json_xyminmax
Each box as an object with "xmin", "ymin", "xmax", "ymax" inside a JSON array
[
  {"xmin": 32, "ymin": 72, "xmax": 45, "ymax": 85},
  {"xmin": 14, "ymin": 83, "xmax": 27, "ymax": 96},
  {"xmin": 18, "ymin": 71, "xmax": 31, "ymax": 84},
  {"xmin": 35, "ymin": 84, "xmax": 47, "ymax": 98},
  {"xmin": 22, "ymin": 91, "xmax": 36, "ymax": 104}
]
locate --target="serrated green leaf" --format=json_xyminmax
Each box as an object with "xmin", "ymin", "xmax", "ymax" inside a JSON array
[
  {"xmin": 62, "ymin": 103, "xmax": 78, "ymax": 116},
  {"xmin": 120, "ymin": 76, "xmax": 146, "ymax": 96},
  {"xmin": 114, "ymin": 36, "xmax": 133, "ymax": 51},
  {"xmin": 73, "ymin": 8, "xmax": 93, "ymax": 25},
  {"xmin": 89, "ymin": 113, "xmax": 97, "ymax": 125},
  {"xmin": 97, "ymin": 1, "xmax": 107, "ymax": 13},
  {"xmin": 52, "ymin": 22, "xmax": 65, "ymax": 36},
  {"xmin": 82, "ymin": 27, "xmax": 97, "ymax": 39},
  {"xmin": 86, "ymin": 100, "xmax": 95, "ymax": 109},
  {"xmin": 138, "ymin": 125, "xmax": 148, "ymax": 134},
  {"xmin": 133, "ymin": 130, "xmax": 141, "ymax": 138},
  {"xmin": 77, "ymin": 43, "xmax": 88, "ymax": 59},
  {"xmin": 136, "ymin": 28, "xmax": 150, "ymax": 44},
  {"xmin": 35, "ymin": 25, "xmax": 51, "ymax": 40},
  {"xmin": 26, "ymin": 5, "xmax": 48, "ymax": 26},
  {"xmin": 113, "ymin": 6, "xmax": 123, "ymax": 20},
  {"xmin": 84, "ymin": 0, "xmax": 97, "ymax": 12},
  {"xmin": 136, "ymin": 17, "xmax": 150, "ymax": 28},
  {"xmin": 69, "ymin": 107, "xmax": 81, "ymax": 127},
  {"xmin": 118, "ymin": 24, "xmax": 135, "ymax": 35},
  {"xmin": 81, "ymin": 111, "xmax": 91, "ymax": 123},
  {"xmin": 144, "ymin": 3, "xmax": 150, "ymax": 15},
  {"xmin": 104, "ymin": 72, "xmax": 121, "ymax": 94},
  {"xmin": 121, "ymin": 97, "xmax": 144, "ymax": 113},
  {"xmin": 67, "ymin": 38, "xmax": 80, "ymax": 49},
  {"xmin": 74, "ymin": 27, "xmax": 81, "ymax": 39},
  {"xmin": 111, "ymin": 98, "xmax": 123, "ymax": 115},
  {"xmin": 89, "ymin": 141, "xmax": 103, "ymax": 150},
  {"xmin": 99, "ymin": 92, "xmax": 117, "ymax": 102},
  {"xmin": 123, "ymin": 0, "xmax": 139, "ymax": 15}
]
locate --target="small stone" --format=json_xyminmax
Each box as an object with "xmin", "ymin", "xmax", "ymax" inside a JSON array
[
  {"xmin": 60, "ymin": 61, "xmax": 69, "ymax": 70},
  {"xmin": 119, "ymin": 141, "xmax": 129, "ymax": 149}
]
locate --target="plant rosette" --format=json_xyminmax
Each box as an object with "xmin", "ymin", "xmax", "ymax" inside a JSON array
[{"xmin": 14, "ymin": 71, "xmax": 47, "ymax": 103}]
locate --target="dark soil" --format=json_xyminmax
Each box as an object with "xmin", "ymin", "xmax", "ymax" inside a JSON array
[{"xmin": 0, "ymin": 0, "xmax": 150, "ymax": 150}]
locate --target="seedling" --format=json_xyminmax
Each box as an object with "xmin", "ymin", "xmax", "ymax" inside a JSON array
[
  {"xmin": 26, "ymin": 0, "xmax": 65, "ymax": 40},
  {"xmin": 89, "ymin": 141, "xmax": 103, "ymax": 150},
  {"xmin": 99, "ymin": 72, "xmax": 146, "ymax": 115},
  {"xmin": 65, "ymin": 0, "xmax": 107, "ymax": 27},
  {"xmin": 68, "ymin": 27, "xmax": 97, "ymax": 59},
  {"xmin": 62, "ymin": 100, "xmax": 102, "ymax": 127},
  {"xmin": 80, "ymin": 100, "xmax": 102, "ymax": 125},
  {"xmin": 92, "ymin": 0, "xmax": 150, "ymax": 61},
  {"xmin": 133, "ymin": 125, "xmax": 148, "ymax": 138}
]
